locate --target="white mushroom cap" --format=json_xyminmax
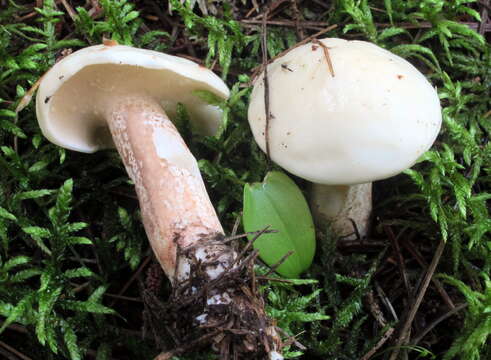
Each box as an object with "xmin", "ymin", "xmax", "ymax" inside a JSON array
[
  {"xmin": 248, "ymin": 38, "xmax": 442, "ymax": 185},
  {"xmin": 36, "ymin": 44, "xmax": 230, "ymax": 153}
]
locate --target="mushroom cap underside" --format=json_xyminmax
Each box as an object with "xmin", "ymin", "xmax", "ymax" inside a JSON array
[
  {"xmin": 248, "ymin": 38, "xmax": 442, "ymax": 185},
  {"xmin": 37, "ymin": 44, "xmax": 230, "ymax": 153}
]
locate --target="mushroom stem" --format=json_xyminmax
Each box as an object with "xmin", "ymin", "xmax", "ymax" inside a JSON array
[
  {"xmin": 105, "ymin": 95, "xmax": 226, "ymax": 281},
  {"xmin": 105, "ymin": 96, "xmax": 282, "ymax": 357},
  {"xmin": 310, "ymin": 183, "xmax": 372, "ymax": 240}
]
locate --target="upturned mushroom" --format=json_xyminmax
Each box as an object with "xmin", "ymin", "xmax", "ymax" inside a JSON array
[
  {"xmin": 248, "ymin": 38, "xmax": 442, "ymax": 240},
  {"xmin": 33, "ymin": 42, "xmax": 282, "ymax": 358}
]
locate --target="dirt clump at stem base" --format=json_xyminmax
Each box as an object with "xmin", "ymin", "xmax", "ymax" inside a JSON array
[{"xmin": 143, "ymin": 234, "xmax": 284, "ymax": 360}]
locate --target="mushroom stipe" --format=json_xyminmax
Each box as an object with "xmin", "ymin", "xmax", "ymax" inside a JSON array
[
  {"xmin": 146, "ymin": 234, "xmax": 284, "ymax": 360},
  {"xmin": 29, "ymin": 42, "xmax": 283, "ymax": 360}
]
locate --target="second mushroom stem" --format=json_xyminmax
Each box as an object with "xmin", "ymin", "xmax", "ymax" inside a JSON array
[
  {"xmin": 310, "ymin": 183, "xmax": 372, "ymax": 240},
  {"xmin": 105, "ymin": 95, "xmax": 230, "ymax": 282}
]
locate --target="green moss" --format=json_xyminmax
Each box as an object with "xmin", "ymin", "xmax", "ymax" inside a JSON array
[{"xmin": 0, "ymin": 0, "xmax": 489, "ymax": 359}]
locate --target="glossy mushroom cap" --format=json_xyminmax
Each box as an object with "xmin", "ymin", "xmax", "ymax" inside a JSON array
[
  {"xmin": 36, "ymin": 44, "xmax": 230, "ymax": 153},
  {"xmin": 248, "ymin": 38, "xmax": 442, "ymax": 185}
]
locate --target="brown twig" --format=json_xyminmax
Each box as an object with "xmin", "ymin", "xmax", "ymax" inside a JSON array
[
  {"xmin": 249, "ymin": 0, "xmax": 290, "ymax": 20},
  {"xmin": 104, "ymin": 293, "xmax": 142, "ymax": 302},
  {"xmin": 276, "ymin": 327, "xmax": 307, "ymax": 350},
  {"xmin": 241, "ymin": 19, "xmax": 327, "ymax": 30},
  {"xmin": 360, "ymin": 327, "xmax": 395, "ymax": 360},
  {"xmin": 221, "ymin": 229, "xmax": 278, "ymax": 244},
  {"xmin": 385, "ymin": 226, "xmax": 411, "ymax": 297},
  {"xmin": 261, "ymin": 14, "xmax": 272, "ymax": 160},
  {"xmin": 290, "ymin": 0, "xmax": 305, "ymax": 39},
  {"xmin": 59, "ymin": 0, "xmax": 77, "ymax": 21},
  {"xmin": 375, "ymin": 281, "xmax": 399, "ymax": 321},
  {"xmin": 231, "ymin": 214, "xmax": 241, "ymax": 236},
  {"xmin": 402, "ymin": 238, "xmax": 455, "ymax": 309},
  {"xmin": 262, "ymin": 250, "xmax": 294, "ymax": 277},
  {"xmin": 256, "ymin": 276, "xmax": 294, "ymax": 283},
  {"xmin": 366, "ymin": 290, "xmax": 389, "ymax": 328},
  {"xmin": 109, "ymin": 255, "xmax": 152, "ymax": 306},
  {"xmin": 312, "ymin": 38, "xmax": 335, "ymax": 77},
  {"xmin": 479, "ymin": 0, "xmax": 490, "ymax": 35},
  {"xmin": 154, "ymin": 330, "xmax": 222, "ymax": 360},
  {"xmin": 389, "ymin": 237, "xmax": 446, "ymax": 360},
  {"xmin": 251, "ymin": 24, "xmax": 338, "ymax": 80},
  {"xmin": 0, "ymin": 347, "xmax": 18, "ymax": 360},
  {"xmin": 411, "ymin": 303, "xmax": 467, "ymax": 346},
  {"xmin": 245, "ymin": 0, "xmax": 260, "ymax": 18},
  {"xmin": 0, "ymin": 341, "xmax": 32, "ymax": 360}
]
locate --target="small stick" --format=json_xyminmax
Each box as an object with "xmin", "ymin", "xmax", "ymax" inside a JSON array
[
  {"xmin": 312, "ymin": 38, "xmax": 335, "ymax": 77},
  {"xmin": 478, "ymin": 0, "xmax": 489, "ymax": 35},
  {"xmin": 241, "ymin": 19, "xmax": 329, "ymax": 28},
  {"xmin": 261, "ymin": 14, "xmax": 272, "ymax": 159},
  {"xmin": 360, "ymin": 327, "xmax": 395, "ymax": 360},
  {"xmin": 411, "ymin": 303, "xmax": 467, "ymax": 346},
  {"xmin": 154, "ymin": 330, "xmax": 222, "ymax": 360},
  {"xmin": 59, "ymin": 0, "xmax": 77, "ymax": 21},
  {"xmin": 277, "ymin": 327, "xmax": 306, "ymax": 350},
  {"xmin": 290, "ymin": 0, "xmax": 305, "ymax": 40},
  {"xmin": 222, "ymin": 229, "xmax": 278, "ymax": 243},
  {"xmin": 389, "ymin": 237, "xmax": 446, "ymax": 360},
  {"xmin": 366, "ymin": 290, "xmax": 388, "ymax": 327},
  {"xmin": 262, "ymin": 250, "xmax": 294, "ymax": 277},
  {"xmin": 245, "ymin": 0, "xmax": 260, "ymax": 17},
  {"xmin": 251, "ymin": 25, "xmax": 337, "ymax": 80},
  {"xmin": 402, "ymin": 237, "xmax": 455, "ymax": 309},
  {"xmin": 0, "ymin": 341, "xmax": 32, "ymax": 360},
  {"xmin": 250, "ymin": 0, "xmax": 290, "ymax": 20},
  {"xmin": 104, "ymin": 293, "xmax": 142, "ymax": 302},
  {"xmin": 384, "ymin": 226, "xmax": 411, "ymax": 298},
  {"xmin": 230, "ymin": 226, "xmax": 272, "ymax": 271},
  {"xmin": 256, "ymin": 276, "xmax": 294, "ymax": 283},
  {"xmin": 109, "ymin": 255, "xmax": 152, "ymax": 306},
  {"xmin": 231, "ymin": 215, "xmax": 241, "ymax": 236},
  {"xmin": 375, "ymin": 281, "xmax": 399, "ymax": 321}
]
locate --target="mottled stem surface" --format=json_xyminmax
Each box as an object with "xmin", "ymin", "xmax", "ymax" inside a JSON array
[
  {"xmin": 105, "ymin": 95, "xmax": 225, "ymax": 281},
  {"xmin": 105, "ymin": 96, "xmax": 282, "ymax": 358},
  {"xmin": 310, "ymin": 183, "xmax": 372, "ymax": 240}
]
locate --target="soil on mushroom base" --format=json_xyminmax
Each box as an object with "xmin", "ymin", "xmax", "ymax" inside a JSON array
[{"xmin": 143, "ymin": 234, "xmax": 282, "ymax": 360}]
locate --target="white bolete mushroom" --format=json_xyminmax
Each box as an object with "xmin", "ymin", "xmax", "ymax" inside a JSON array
[
  {"xmin": 248, "ymin": 38, "xmax": 442, "ymax": 240},
  {"xmin": 34, "ymin": 42, "xmax": 281, "ymax": 358}
]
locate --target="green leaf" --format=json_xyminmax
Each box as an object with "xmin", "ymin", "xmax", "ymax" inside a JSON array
[
  {"xmin": 15, "ymin": 189, "xmax": 54, "ymax": 201},
  {"xmin": 377, "ymin": 27, "xmax": 407, "ymax": 41},
  {"xmin": 36, "ymin": 287, "xmax": 62, "ymax": 345},
  {"xmin": 22, "ymin": 226, "xmax": 52, "ymax": 238},
  {"xmin": 63, "ymin": 222, "xmax": 88, "ymax": 233},
  {"xmin": 0, "ymin": 294, "xmax": 32, "ymax": 334},
  {"xmin": 61, "ymin": 320, "xmax": 81, "ymax": 360},
  {"xmin": 0, "ymin": 206, "xmax": 16, "ymax": 221},
  {"xmin": 243, "ymin": 171, "xmax": 315, "ymax": 278},
  {"xmin": 3, "ymin": 256, "xmax": 30, "ymax": 271},
  {"xmin": 50, "ymin": 178, "xmax": 73, "ymax": 226},
  {"xmin": 64, "ymin": 267, "xmax": 94, "ymax": 279},
  {"xmin": 28, "ymin": 160, "xmax": 49, "ymax": 173},
  {"xmin": 10, "ymin": 269, "xmax": 42, "ymax": 282},
  {"xmin": 61, "ymin": 300, "xmax": 115, "ymax": 314},
  {"xmin": 66, "ymin": 236, "xmax": 92, "ymax": 246}
]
